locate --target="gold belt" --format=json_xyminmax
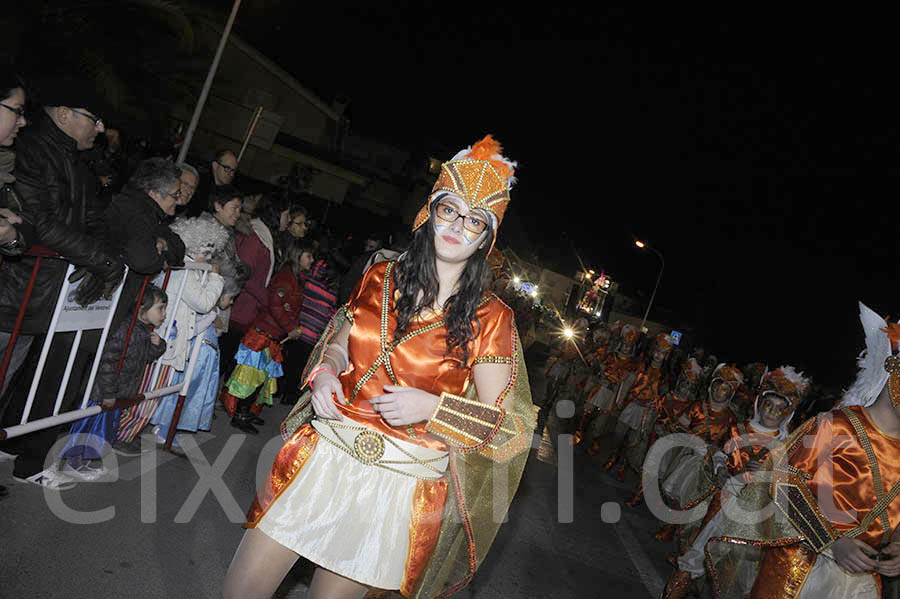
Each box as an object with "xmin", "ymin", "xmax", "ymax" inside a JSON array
[{"xmin": 311, "ymin": 419, "xmax": 448, "ymax": 481}]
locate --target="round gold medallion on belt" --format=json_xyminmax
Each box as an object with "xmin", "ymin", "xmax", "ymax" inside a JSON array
[{"xmin": 353, "ymin": 430, "xmax": 385, "ymax": 464}]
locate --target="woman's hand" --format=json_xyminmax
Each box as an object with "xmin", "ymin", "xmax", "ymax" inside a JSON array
[
  {"xmin": 831, "ymin": 537, "xmax": 879, "ymax": 573},
  {"xmin": 877, "ymin": 543, "xmax": 900, "ymax": 577},
  {"xmin": 369, "ymin": 385, "xmax": 439, "ymax": 427},
  {"xmin": 310, "ymin": 370, "xmax": 345, "ymax": 420}
]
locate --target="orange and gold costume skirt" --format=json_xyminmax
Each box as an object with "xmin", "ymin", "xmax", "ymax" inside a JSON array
[{"xmin": 249, "ymin": 419, "xmax": 449, "ymax": 592}]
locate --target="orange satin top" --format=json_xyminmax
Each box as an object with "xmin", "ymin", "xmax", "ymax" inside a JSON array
[
  {"xmin": 685, "ymin": 400, "xmax": 737, "ymax": 446},
  {"xmin": 602, "ymin": 354, "xmax": 639, "ymax": 385},
  {"xmin": 627, "ymin": 366, "xmax": 664, "ymax": 407},
  {"xmin": 723, "ymin": 422, "xmax": 779, "ymax": 483},
  {"xmin": 656, "ymin": 391, "xmax": 693, "ymax": 429},
  {"xmin": 336, "ymin": 261, "xmax": 515, "ymax": 451},
  {"xmin": 788, "ymin": 406, "xmax": 900, "ymax": 548}
]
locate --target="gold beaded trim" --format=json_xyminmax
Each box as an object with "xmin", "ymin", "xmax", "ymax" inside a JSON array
[
  {"xmin": 473, "ymin": 356, "xmax": 514, "ymax": 366},
  {"xmin": 353, "ymin": 430, "xmax": 386, "ymax": 464},
  {"xmin": 438, "ymin": 404, "xmax": 518, "ymax": 437},
  {"xmin": 349, "ymin": 262, "xmax": 493, "ymax": 403},
  {"xmin": 842, "ymin": 407, "xmax": 892, "ymax": 543},
  {"xmin": 315, "ymin": 419, "xmax": 446, "ymax": 480}
]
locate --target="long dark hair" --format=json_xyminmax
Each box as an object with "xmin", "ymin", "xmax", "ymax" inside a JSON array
[{"xmin": 393, "ymin": 208, "xmax": 494, "ymax": 365}]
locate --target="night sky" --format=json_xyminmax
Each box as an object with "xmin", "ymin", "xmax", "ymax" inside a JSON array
[{"xmin": 232, "ymin": 8, "xmax": 897, "ymax": 387}]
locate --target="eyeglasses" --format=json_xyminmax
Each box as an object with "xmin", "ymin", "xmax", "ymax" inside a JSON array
[
  {"xmin": 215, "ymin": 161, "xmax": 236, "ymax": 174},
  {"xmin": 71, "ymin": 109, "xmax": 103, "ymax": 127},
  {"xmin": 0, "ymin": 103, "xmax": 25, "ymax": 121},
  {"xmin": 167, "ymin": 188, "xmax": 183, "ymax": 201},
  {"xmin": 434, "ymin": 201, "xmax": 488, "ymax": 234}
]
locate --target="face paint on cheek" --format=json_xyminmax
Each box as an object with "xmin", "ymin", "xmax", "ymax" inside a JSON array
[{"xmin": 462, "ymin": 228, "xmax": 483, "ymax": 246}]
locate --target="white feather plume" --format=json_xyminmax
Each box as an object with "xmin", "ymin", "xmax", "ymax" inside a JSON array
[{"xmin": 840, "ymin": 301, "xmax": 891, "ymax": 408}]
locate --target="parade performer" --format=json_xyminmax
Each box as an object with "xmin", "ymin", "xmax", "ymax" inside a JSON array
[
  {"xmin": 657, "ymin": 357, "xmax": 703, "ymax": 434},
  {"xmin": 585, "ymin": 323, "xmax": 641, "ymax": 456},
  {"xmin": 536, "ymin": 317, "xmax": 591, "ymax": 464},
  {"xmin": 223, "ymin": 136, "xmax": 535, "ymax": 599},
  {"xmin": 706, "ymin": 303, "xmax": 900, "ymax": 599},
  {"xmin": 659, "ymin": 364, "xmax": 742, "ymax": 510},
  {"xmin": 603, "ymin": 333, "xmax": 673, "ymax": 486},
  {"xmin": 662, "ymin": 365, "xmax": 807, "ymax": 598},
  {"xmin": 733, "ymin": 361, "xmax": 767, "ymax": 421},
  {"xmin": 572, "ymin": 323, "xmax": 613, "ymax": 445}
]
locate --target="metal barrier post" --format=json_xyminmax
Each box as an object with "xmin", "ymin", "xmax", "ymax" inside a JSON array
[
  {"xmin": 19, "ymin": 263, "xmax": 76, "ymax": 425},
  {"xmin": 116, "ymin": 275, "xmax": 149, "ymax": 375},
  {"xmin": 163, "ymin": 317, "xmax": 209, "ymax": 451},
  {"xmin": 0, "ymin": 247, "xmax": 55, "ymax": 391},
  {"xmin": 79, "ymin": 267, "xmax": 130, "ymax": 409}
]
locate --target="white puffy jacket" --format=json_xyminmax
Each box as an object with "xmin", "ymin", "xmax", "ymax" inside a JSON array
[{"xmin": 158, "ymin": 268, "xmax": 224, "ymax": 371}]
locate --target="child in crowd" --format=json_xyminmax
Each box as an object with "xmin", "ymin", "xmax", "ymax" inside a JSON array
[
  {"xmin": 151, "ymin": 275, "xmax": 242, "ymax": 451},
  {"xmin": 141, "ymin": 216, "xmax": 227, "ymax": 454},
  {"xmin": 221, "ymin": 241, "xmax": 313, "ymax": 434},
  {"xmin": 59, "ymin": 285, "xmax": 168, "ymax": 479}
]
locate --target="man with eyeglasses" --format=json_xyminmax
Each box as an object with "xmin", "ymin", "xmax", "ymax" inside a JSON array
[
  {"xmin": 186, "ymin": 148, "xmax": 237, "ymax": 218},
  {"xmin": 0, "ymin": 76, "xmax": 126, "ymax": 488},
  {"xmin": 212, "ymin": 149, "xmax": 237, "ymax": 186}
]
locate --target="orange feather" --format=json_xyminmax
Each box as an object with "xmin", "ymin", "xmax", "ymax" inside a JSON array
[
  {"xmin": 882, "ymin": 320, "xmax": 900, "ymax": 350},
  {"xmin": 466, "ymin": 134, "xmax": 515, "ymax": 180}
]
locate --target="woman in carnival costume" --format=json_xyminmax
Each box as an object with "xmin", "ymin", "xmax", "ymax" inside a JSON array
[
  {"xmin": 706, "ymin": 303, "xmax": 900, "ymax": 599},
  {"xmin": 606, "ymin": 332, "xmax": 674, "ymax": 492},
  {"xmin": 223, "ymin": 136, "xmax": 536, "ymax": 599},
  {"xmin": 662, "ymin": 365, "xmax": 808, "ymax": 598}
]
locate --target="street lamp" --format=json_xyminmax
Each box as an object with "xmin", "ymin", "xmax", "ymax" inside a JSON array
[{"xmin": 634, "ymin": 239, "xmax": 665, "ymax": 332}]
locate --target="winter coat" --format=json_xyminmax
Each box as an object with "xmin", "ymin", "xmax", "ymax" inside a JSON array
[
  {"xmin": 91, "ymin": 319, "xmax": 165, "ymax": 403},
  {"xmin": 157, "ymin": 267, "xmax": 224, "ymax": 371},
  {"xmin": 298, "ymin": 259, "xmax": 337, "ymax": 346},
  {"xmin": 249, "ymin": 266, "xmax": 303, "ymax": 339},
  {"xmin": 0, "ymin": 113, "xmax": 117, "ymax": 333},
  {"xmin": 230, "ymin": 231, "xmax": 271, "ymax": 329},
  {"xmin": 104, "ymin": 186, "xmax": 185, "ymax": 275}
]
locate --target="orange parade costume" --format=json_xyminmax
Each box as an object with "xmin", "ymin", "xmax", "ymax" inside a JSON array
[
  {"xmin": 705, "ymin": 308, "xmax": 899, "ymax": 599},
  {"xmin": 245, "ymin": 137, "xmax": 536, "ymax": 599}
]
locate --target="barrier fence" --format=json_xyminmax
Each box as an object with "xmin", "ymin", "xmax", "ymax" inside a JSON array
[{"xmin": 0, "ymin": 248, "xmax": 213, "ymax": 454}]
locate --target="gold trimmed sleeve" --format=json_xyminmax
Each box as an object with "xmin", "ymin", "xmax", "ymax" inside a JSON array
[
  {"xmin": 769, "ymin": 414, "xmax": 840, "ymax": 552},
  {"xmin": 427, "ymin": 392, "xmax": 505, "ymax": 453},
  {"xmin": 472, "ymin": 355, "xmax": 514, "ymax": 366}
]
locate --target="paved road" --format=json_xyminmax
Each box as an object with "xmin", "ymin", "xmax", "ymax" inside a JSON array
[{"xmin": 0, "ymin": 358, "xmax": 672, "ymax": 598}]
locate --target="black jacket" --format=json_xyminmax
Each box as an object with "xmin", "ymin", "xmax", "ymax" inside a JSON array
[
  {"xmin": 105, "ymin": 186, "xmax": 185, "ymax": 327},
  {"xmin": 0, "ymin": 114, "xmax": 116, "ymax": 334},
  {"xmin": 104, "ymin": 186, "xmax": 185, "ymax": 276},
  {"xmin": 91, "ymin": 319, "xmax": 165, "ymax": 403},
  {"xmin": 0, "ymin": 182, "xmax": 35, "ymax": 254}
]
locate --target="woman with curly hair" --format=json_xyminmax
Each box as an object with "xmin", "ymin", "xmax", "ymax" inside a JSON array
[{"xmin": 223, "ymin": 136, "xmax": 536, "ymax": 599}]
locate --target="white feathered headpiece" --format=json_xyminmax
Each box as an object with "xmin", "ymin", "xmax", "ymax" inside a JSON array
[
  {"xmin": 840, "ymin": 302, "xmax": 894, "ymax": 408},
  {"xmin": 170, "ymin": 216, "xmax": 230, "ymax": 259}
]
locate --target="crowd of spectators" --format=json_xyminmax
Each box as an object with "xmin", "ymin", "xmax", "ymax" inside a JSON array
[{"xmin": 0, "ymin": 69, "xmax": 410, "ymax": 495}]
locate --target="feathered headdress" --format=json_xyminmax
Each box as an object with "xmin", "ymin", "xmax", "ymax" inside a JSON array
[
  {"xmin": 761, "ymin": 365, "xmax": 810, "ymax": 407},
  {"xmin": 841, "ymin": 302, "xmax": 895, "ymax": 407},
  {"xmin": 413, "ymin": 135, "xmax": 517, "ymax": 254},
  {"xmin": 712, "ymin": 363, "xmax": 746, "ymax": 388},
  {"xmin": 682, "ymin": 357, "xmax": 703, "ymax": 381},
  {"xmin": 654, "ymin": 333, "xmax": 674, "ymax": 356},
  {"xmin": 621, "ymin": 324, "xmax": 640, "ymax": 345},
  {"xmin": 170, "ymin": 216, "xmax": 230, "ymax": 259}
]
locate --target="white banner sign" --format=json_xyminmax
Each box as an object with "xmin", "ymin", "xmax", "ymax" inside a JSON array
[{"xmin": 56, "ymin": 279, "xmax": 115, "ymax": 332}]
